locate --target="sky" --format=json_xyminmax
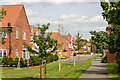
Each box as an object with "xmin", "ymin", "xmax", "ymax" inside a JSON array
[{"xmin": 0, "ymin": 0, "xmax": 108, "ymax": 40}]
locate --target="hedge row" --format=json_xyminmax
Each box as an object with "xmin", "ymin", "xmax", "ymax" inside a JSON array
[
  {"xmin": 2, "ymin": 54, "xmax": 58, "ymax": 67},
  {"xmin": 77, "ymin": 52, "xmax": 91, "ymax": 54},
  {"xmin": 2, "ymin": 56, "xmax": 28, "ymax": 67}
]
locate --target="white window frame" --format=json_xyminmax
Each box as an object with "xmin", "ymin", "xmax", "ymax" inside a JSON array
[
  {"xmin": 0, "ymin": 49, "xmax": 7, "ymax": 58},
  {"xmin": 0, "ymin": 32, "xmax": 7, "ymax": 38},
  {"xmin": 23, "ymin": 31, "xmax": 26, "ymax": 40},
  {"xmin": 16, "ymin": 49, "xmax": 18, "ymax": 57},
  {"xmin": 23, "ymin": 49, "xmax": 29, "ymax": 59},
  {"xmin": 4, "ymin": 32, "xmax": 7, "ymax": 38},
  {"xmin": 16, "ymin": 30, "xmax": 19, "ymax": 39}
]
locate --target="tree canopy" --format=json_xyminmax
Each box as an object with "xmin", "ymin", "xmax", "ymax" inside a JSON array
[
  {"xmin": 24, "ymin": 23, "xmax": 57, "ymax": 58},
  {"xmin": 75, "ymin": 33, "xmax": 87, "ymax": 52}
]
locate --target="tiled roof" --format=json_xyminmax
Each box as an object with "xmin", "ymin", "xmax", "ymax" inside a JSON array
[
  {"xmin": 62, "ymin": 35, "xmax": 72, "ymax": 42},
  {"xmin": 33, "ymin": 27, "xmax": 38, "ymax": 33},
  {"xmin": 86, "ymin": 43, "xmax": 91, "ymax": 46},
  {"xmin": 46, "ymin": 32, "xmax": 62, "ymax": 44},
  {"xmin": 0, "ymin": 4, "xmax": 23, "ymax": 27},
  {"xmin": 30, "ymin": 25, "xmax": 32, "ymax": 30}
]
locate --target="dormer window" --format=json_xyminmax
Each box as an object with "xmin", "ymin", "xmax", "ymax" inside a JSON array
[{"xmin": 23, "ymin": 31, "xmax": 26, "ymax": 40}]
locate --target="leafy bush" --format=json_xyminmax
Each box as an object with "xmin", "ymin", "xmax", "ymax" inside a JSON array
[
  {"xmin": 73, "ymin": 53, "xmax": 77, "ymax": 56},
  {"xmin": 2, "ymin": 56, "xmax": 9, "ymax": 66},
  {"xmin": 20, "ymin": 57, "xmax": 24, "ymax": 67},
  {"xmin": 77, "ymin": 52, "xmax": 84, "ymax": 54},
  {"xmin": 14, "ymin": 57, "xmax": 19, "ymax": 67},
  {"xmin": 8, "ymin": 57, "xmax": 14, "ymax": 67},
  {"xmin": 101, "ymin": 55, "xmax": 107, "ymax": 63},
  {"xmin": 54, "ymin": 54, "xmax": 58, "ymax": 61},
  {"xmin": 46, "ymin": 57, "xmax": 50, "ymax": 63},
  {"xmin": 46, "ymin": 54, "xmax": 58, "ymax": 63},
  {"xmin": 29, "ymin": 56, "xmax": 40, "ymax": 66}
]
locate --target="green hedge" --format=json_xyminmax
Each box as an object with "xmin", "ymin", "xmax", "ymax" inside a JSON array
[
  {"xmin": 2, "ymin": 54, "xmax": 58, "ymax": 67},
  {"xmin": 29, "ymin": 54, "xmax": 58, "ymax": 66},
  {"xmin": 8, "ymin": 57, "xmax": 14, "ymax": 67},
  {"xmin": 14, "ymin": 57, "xmax": 19, "ymax": 67},
  {"xmin": 29, "ymin": 56, "xmax": 40, "ymax": 66},
  {"xmin": 2, "ymin": 56, "xmax": 26, "ymax": 67},
  {"xmin": 76, "ymin": 52, "xmax": 91, "ymax": 55}
]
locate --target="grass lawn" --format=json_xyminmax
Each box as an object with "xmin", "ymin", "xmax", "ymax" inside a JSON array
[
  {"xmin": 2, "ymin": 55, "xmax": 97, "ymax": 80},
  {"xmin": 107, "ymin": 64, "xmax": 120, "ymax": 80}
]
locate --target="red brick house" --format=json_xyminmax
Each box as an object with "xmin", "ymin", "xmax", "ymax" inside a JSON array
[
  {"xmin": 72, "ymin": 40, "xmax": 91, "ymax": 53},
  {"xmin": 0, "ymin": 4, "xmax": 31, "ymax": 60},
  {"xmin": 46, "ymin": 32, "xmax": 73, "ymax": 57}
]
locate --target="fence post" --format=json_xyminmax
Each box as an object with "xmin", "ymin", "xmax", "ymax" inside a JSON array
[
  {"xmin": 59, "ymin": 56, "xmax": 61, "ymax": 71},
  {"xmin": 45, "ymin": 60, "xmax": 47, "ymax": 78},
  {"xmin": 40, "ymin": 60, "xmax": 42, "ymax": 79}
]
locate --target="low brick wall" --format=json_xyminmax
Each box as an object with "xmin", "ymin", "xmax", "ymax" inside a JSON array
[{"xmin": 107, "ymin": 52, "xmax": 116, "ymax": 63}]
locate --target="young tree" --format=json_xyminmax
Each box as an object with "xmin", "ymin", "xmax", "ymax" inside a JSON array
[
  {"xmin": 75, "ymin": 33, "xmax": 87, "ymax": 53},
  {"xmin": 101, "ymin": 0, "xmax": 120, "ymax": 72},
  {"xmin": 24, "ymin": 23, "xmax": 57, "ymax": 58},
  {"xmin": 24, "ymin": 23, "xmax": 58, "ymax": 78}
]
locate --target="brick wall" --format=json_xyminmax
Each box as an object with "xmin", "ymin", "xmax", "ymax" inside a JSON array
[{"xmin": 106, "ymin": 49, "xmax": 116, "ymax": 63}]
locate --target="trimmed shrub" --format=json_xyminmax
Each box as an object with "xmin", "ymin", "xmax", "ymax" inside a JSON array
[
  {"xmin": 101, "ymin": 55, "xmax": 107, "ymax": 63},
  {"xmin": 77, "ymin": 52, "xmax": 84, "ymax": 54},
  {"xmin": 20, "ymin": 57, "xmax": 24, "ymax": 67},
  {"xmin": 8, "ymin": 57, "xmax": 14, "ymax": 67},
  {"xmin": 14, "ymin": 57, "xmax": 19, "ymax": 67},
  {"xmin": 54, "ymin": 54, "xmax": 58, "ymax": 61},
  {"xmin": 2, "ymin": 55, "xmax": 9, "ymax": 66},
  {"xmin": 73, "ymin": 53, "xmax": 77, "ymax": 56},
  {"xmin": 24, "ymin": 59, "xmax": 28, "ymax": 67}
]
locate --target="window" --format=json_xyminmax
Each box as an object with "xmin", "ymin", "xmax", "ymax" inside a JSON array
[
  {"xmin": 23, "ymin": 50, "xmax": 26, "ymax": 59},
  {"xmin": 0, "ymin": 32, "xmax": 7, "ymax": 38},
  {"xmin": 3, "ymin": 50, "xmax": 7, "ymax": 56},
  {"xmin": 23, "ymin": 50, "xmax": 29, "ymax": 59},
  {"xmin": 16, "ymin": 30, "xmax": 19, "ymax": 39},
  {"xmin": 23, "ymin": 31, "xmax": 26, "ymax": 40},
  {"xmin": 16, "ymin": 49, "xmax": 18, "ymax": 57},
  {"xmin": 26, "ymin": 51, "xmax": 29, "ymax": 59},
  {"xmin": 0, "ymin": 49, "xmax": 7, "ymax": 57},
  {"xmin": 0, "ymin": 50, "xmax": 2, "ymax": 57},
  {"xmin": 30, "ymin": 35, "xmax": 33, "ymax": 41},
  {"xmin": 4, "ymin": 32, "xmax": 7, "ymax": 38},
  {"xmin": 0, "ymin": 31, "xmax": 2, "ymax": 38}
]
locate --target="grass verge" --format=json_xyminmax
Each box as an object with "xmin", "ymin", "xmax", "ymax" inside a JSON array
[
  {"xmin": 106, "ymin": 64, "xmax": 120, "ymax": 80},
  {"xmin": 2, "ymin": 55, "xmax": 97, "ymax": 80}
]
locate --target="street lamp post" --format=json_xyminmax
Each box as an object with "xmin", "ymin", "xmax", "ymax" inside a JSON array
[{"xmin": 8, "ymin": 19, "xmax": 12, "ymax": 57}]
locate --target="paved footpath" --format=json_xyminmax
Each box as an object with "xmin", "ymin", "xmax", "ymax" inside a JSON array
[{"xmin": 79, "ymin": 55, "xmax": 110, "ymax": 80}]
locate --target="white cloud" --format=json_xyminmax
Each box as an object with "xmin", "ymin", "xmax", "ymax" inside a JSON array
[
  {"xmin": 1, "ymin": 0, "xmax": 100, "ymax": 3},
  {"xmin": 59, "ymin": 14, "xmax": 107, "ymax": 26},
  {"xmin": 26, "ymin": 9, "xmax": 39, "ymax": 16}
]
